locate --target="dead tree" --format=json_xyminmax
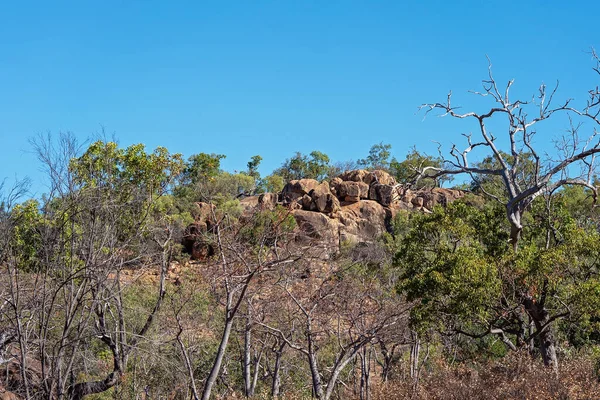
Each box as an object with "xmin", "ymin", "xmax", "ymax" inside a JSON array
[
  {"xmin": 418, "ymin": 54, "xmax": 600, "ymax": 253},
  {"xmin": 417, "ymin": 54, "xmax": 600, "ymax": 369}
]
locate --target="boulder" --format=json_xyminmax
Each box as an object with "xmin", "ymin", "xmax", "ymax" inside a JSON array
[
  {"xmin": 369, "ymin": 170, "xmax": 397, "ymax": 185},
  {"xmin": 192, "ymin": 202, "xmax": 216, "ymax": 230},
  {"xmin": 183, "ymin": 202, "xmax": 217, "ymax": 260},
  {"xmin": 368, "ymin": 184, "xmax": 396, "ymax": 207},
  {"xmin": 282, "ymin": 179, "xmax": 320, "ymax": 196},
  {"xmin": 239, "ymin": 196, "xmax": 259, "ymax": 212},
  {"xmin": 411, "ymin": 188, "xmax": 465, "ymax": 210},
  {"xmin": 309, "ymin": 182, "xmax": 341, "ymax": 214},
  {"xmin": 336, "ymin": 200, "xmax": 388, "ymax": 243},
  {"xmin": 258, "ymin": 193, "xmax": 278, "ymax": 209},
  {"xmin": 339, "ymin": 169, "xmax": 373, "ymax": 184},
  {"xmin": 300, "ymin": 194, "xmax": 316, "ymax": 211},
  {"xmin": 337, "ymin": 181, "xmax": 369, "ymax": 199},
  {"xmin": 344, "ymin": 195, "xmax": 360, "ymax": 203},
  {"xmin": 411, "ymin": 196, "xmax": 424, "ymax": 208},
  {"xmin": 292, "ymin": 209, "xmax": 341, "ymax": 244},
  {"xmin": 330, "ymin": 177, "xmax": 344, "ymax": 196}
]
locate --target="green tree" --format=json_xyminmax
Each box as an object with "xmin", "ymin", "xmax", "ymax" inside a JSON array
[
  {"xmin": 5, "ymin": 137, "xmax": 186, "ymax": 399},
  {"xmin": 390, "ymin": 147, "xmax": 450, "ymax": 188},
  {"xmin": 395, "ymin": 196, "xmax": 600, "ymax": 370},
  {"xmin": 274, "ymin": 151, "xmax": 332, "ymax": 181},
  {"xmin": 247, "ymin": 155, "xmax": 262, "ymax": 181},
  {"xmin": 358, "ymin": 142, "xmax": 392, "ymax": 170}
]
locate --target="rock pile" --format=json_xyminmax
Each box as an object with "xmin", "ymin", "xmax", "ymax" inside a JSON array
[{"xmin": 183, "ymin": 169, "xmax": 465, "ymax": 259}]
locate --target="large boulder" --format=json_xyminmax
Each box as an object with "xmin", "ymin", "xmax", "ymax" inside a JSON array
[
  {"xmin": 368, "ymin": 184, "xmax": 397, "ymax": 207},
  {"xmin": 281, "ymin": 179, "xmax": 320, "ymax": 205},
  {"xmin": 337, "ymin": 181, "xmax": 370, "ymax": 200},
  {"xmin": 336, "ymin": 200, "xmax": 388, "ymax": 244},
  {"xmin": 239, "ymin": 196, "xmax": 259, "ymax": 212},
  {"xmin": 309, "ymin": 182, "xmax": 341, "ymax": 214},
  {"xmin": 292, "ymin": 210, "xmax": 341, "ymax": 253},
  {"xmin": 182, "ymin": 202, "xmax": 216, "ymax": 260},
  {"xmin": 339, "ymin": 169, "xmax": 373, "ymax": 184},
  {"xmin": 258, "ymin": 193, "xmax": 278, "ymax": 209},
  {"xmin": 369, "ymin": 170, "xmax": 397, "ymax": 185},
  {"xmin": 410, "ymin": 188, "xmax": 465, "ymax": 210},
  {"xmin": 283, "ymin": 179, "xmax": 320, "ymax": 196}
]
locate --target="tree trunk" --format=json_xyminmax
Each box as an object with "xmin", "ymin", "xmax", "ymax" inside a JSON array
[
  {"xmin": 307, "ymin": 328, "xmax": 324, "ymax": 399},
  {"xmin": 243, "ymin": 315, "xmax": 252, "ymax": 397},
  {"xmin": 202, "ymin": 314, "xmax": 234, "ymax": 400},
  {"xmin": 523, "ymin": 298, "xmax": 558, "ymax": 371},
  {"xmin": 271, "ymin": 346, "xmax": 284, "ymax": 399},
  {"xmin": 409, "ymin": 337, "xmax": 420, "ymax": 379},
  {"xmin": 359, "ymin": 347, "xmax": 371, "ymax": 400},
  {"xmin": 509, "ymin": 222, "xmax": 522, "ymax": 253}
]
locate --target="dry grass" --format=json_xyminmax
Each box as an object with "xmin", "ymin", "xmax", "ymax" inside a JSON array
[{"xmin": 370, "ymin": 353, "xmax": 600, "ymax": 400}]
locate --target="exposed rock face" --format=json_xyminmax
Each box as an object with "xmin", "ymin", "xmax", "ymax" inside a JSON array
[
  {"xmin": 182, "ymin": 170, "xmax": 466, "ymax": 259},
  {"xmin": 281, "ymin": 179, "xmax": 320, "ymax": 204},
  {"xmin": 336, "ymin": 200, "xmax": 389, "ymax": 244},
  {"xmin": 258, "ymin": 192, "xmax": 278, "ymax": 209},
  {"xmin": 337, "ymin": 181, "xmax": 369, "ymax": 199},
  {"xmin": 182, "ymin": 202, "xmax": 216, "ymax": 260},
  {"xmin": 310, "ymin": 181, "xmax": 341, "ymax": 214},
  {"xmin": 368, "ymin": 184, "xmax": 396, "ymax": 206}
]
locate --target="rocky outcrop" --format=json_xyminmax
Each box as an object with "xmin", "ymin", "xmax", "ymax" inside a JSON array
[
  {"xmin": 182, "ymin": 202, "xmax": 216, "ymax": 260},
  {"xmin": 310, "ymin": 181, "xmax": 341, "ymax": 213},
  {"xmin": 182, "ymin": 170, "xmax": 466, "ymax": 259},
  {"xmin": 282, "ymin": 170, "xmax": 465, "ymax": 252}
]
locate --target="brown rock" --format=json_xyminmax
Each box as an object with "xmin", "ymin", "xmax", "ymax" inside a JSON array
[
  {"xmin": 344, "ymin": 195, "xmax": 360, "ymax": 203},
  {"xmin": 339, "ymin": 169, "xmax": 372, "ymax": 183},
  {"xmin": 293, "ymin": 209, "xmax": 340, "ymax": 242},
  {"xmin": 369, "ymin": 170, "xmax": 397, "ymax": 185},
  {"xmin": 411, "ymin": 196, "xmax": 424, "ymax": 208},
  {"xmin": 413, "ymin": 187, "xmax": 464, "ymax": 209},
  {"xmin": 368, "ymin": 184, "xmax": 396, "ymax": 206},
  {"xmin": 300, "ymin": 194, "xmax": 315, "ymax": 210},
  {"xmin": 258, "ymin": 193, "xmax": 278, "ymax": 209},
  {"xmin": 338, "ymin": 181, "xmax": 360, "ymax": 197},
  {"xmin": 337, "ymin": 200, "xmax": 388, "ymax": 242},
  {"xmin": 183, "ymin": 202, "xmax": 217, "ymax": 260},
  {"xmin": 282, "ymin": 179, "xmax": 320, "ymax": 196},
  {"xmin": 330, "ymin": 177, "xmax": 343, "ymax": 196},
  {"xmin": 239, "ymin": 196, "xmax": 259, "ymax": 212},
  {"xmin": 310, "ymin": 182, "xmax": 341, "ymax": 213},
  {"xmin": 337, "ymin": 181, "xmax": 370, "ymax": 199},
  {"xmin": 192, "ymin": 202, "xmax": 216, "ymax": 228}
]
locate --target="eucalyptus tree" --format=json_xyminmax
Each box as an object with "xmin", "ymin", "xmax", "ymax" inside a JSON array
[
  {"xmin": 4, "ymin": 135, "xmax": 185, "ymax": 399},
  {"xmin": 418, "ymin": 55, "xmax": 600, "ymax": 252}
]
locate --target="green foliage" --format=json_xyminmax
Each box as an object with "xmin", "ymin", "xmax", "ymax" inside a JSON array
[
  {"xmin": 358, "ymin": 142, "xmax": 392, "ymax": 170},
  {"xmin": 395, "ymin": 202, "xmax": 505, "ymax": 334},
  {"xmin": 390, "ymin": 147, "xmax": 450, "ymax": 188},
  {"xmin": 238, "ymin": 205, "xmax": 296, "ymax": 247},
  {"xmin": 9, "ymin": 199, "xmax": 43, "ymax": 271},
  {"xmin": 183, "ymin": 152, "xmax": 226, "ymax": 185},
  {"xmin": 70, "ymin": 141, "xmax": 184, "ymax": 197},
  {"xmin": 273, "ymin": 150, "xmax": 332, "ymax": 181},
  {"xmin": 246, "ymin": 154, "xmax": 262, "ymax": 180},
  {"xmin": 259, "ymin": 173, "xmax": 285, "ymax": 193}
]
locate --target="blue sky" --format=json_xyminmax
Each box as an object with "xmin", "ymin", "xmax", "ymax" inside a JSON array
[{"xmin": 1, "ymin": 1, "xmax": 599, "ymax": 195}]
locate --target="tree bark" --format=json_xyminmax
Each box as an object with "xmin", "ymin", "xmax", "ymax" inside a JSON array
[
  {"xmin": 271, "ymin": 342, "xmax": 285, "ymax": 399},
  {"xmin": 243, "ymin": 314, "xmax": 252, "ymax": 397},
  {"xmin": 202, "ymin": 313, "xmax": 235, "ymax": 400},
  {"xmin": 523, "ymin": 298, "xmax": 558, "ymax": 371}
]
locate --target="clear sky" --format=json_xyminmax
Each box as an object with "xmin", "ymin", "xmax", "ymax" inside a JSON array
[{"xmin": 1, "ymin": 1, "xmax": 599, "ymax": 195}]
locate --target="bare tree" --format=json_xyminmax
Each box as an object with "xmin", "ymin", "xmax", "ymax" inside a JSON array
[
  {"xmin": 417, "ymin": 54, "xmax": 600, "ymax": 369},
  {"xmin": 418, "ymin": 54, "xmax": 600, "ymax": 252},
  {"xmin": 200, "ymin": 206, "xmax": 301, "ymax": 400},
  {"xmin": 261, "ymin": 259, "xmax": 406, "ymax": 400}
]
